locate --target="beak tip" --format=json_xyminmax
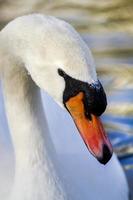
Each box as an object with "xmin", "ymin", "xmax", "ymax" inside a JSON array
[{"xmin": 97, "ymin": 144, "xmax": 113, "ymax": 165}]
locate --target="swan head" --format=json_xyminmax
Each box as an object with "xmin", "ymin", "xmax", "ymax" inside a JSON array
[
  {"xmin": 28, "ymin": 57, "xmax": 112, "ymax": 165},
  {"xmin": 13, "ymin": 14, "xmax": 113, "ymax": 164},
  {"xmin": 58, "ymin": 68, "xmax": 113, "ymax": 165}
]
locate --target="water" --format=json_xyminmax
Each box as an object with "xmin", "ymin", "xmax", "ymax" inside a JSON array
[
  {"xmin": 85, "ymin": 33, "xmax": 133, "ymax": 196},
  {"xmin": 0, "ymin": 0, "xmax": 133, "ymax": 197}
]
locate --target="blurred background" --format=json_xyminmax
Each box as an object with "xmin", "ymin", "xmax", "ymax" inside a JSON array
[{"xmin": 0, "ymin": 0, "xmax": 133, "ymax": 197}]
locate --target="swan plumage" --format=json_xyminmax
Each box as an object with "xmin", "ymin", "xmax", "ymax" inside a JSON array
[{"xmin": 0, "ymin": 14, "xmax": 129, "ymax": 200}]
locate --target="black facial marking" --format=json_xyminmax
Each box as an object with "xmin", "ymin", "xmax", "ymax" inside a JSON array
[{"xmin": 58, "ymin": 68, "xmax": 107, "ymax": 117}]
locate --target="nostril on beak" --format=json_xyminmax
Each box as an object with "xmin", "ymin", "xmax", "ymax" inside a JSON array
[{"xmin": 98, "ymin": 144, "xmax": 113, "ymax": 165}]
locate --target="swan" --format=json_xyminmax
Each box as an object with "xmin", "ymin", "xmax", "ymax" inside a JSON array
[{"xmin": 0, "ymin": 14, "xmax": 129, "ymax": 200}]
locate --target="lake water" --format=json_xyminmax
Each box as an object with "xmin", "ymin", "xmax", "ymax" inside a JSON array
[
  {"xmin": 0, "ymin": 0, "xmax": 133, "ymax": 198},
  {"xmin": 86, "ymin": 33, "xmax": 133, "ymax": 197}
]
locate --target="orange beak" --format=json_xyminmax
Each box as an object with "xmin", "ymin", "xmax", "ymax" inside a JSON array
[{"xmin": 65, "ymin": 92, "xmax": 113, "ymax": 164}]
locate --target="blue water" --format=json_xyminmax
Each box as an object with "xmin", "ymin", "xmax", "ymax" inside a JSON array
[{"xmin": 86, "ymin": 33, "xmax": 133, "ymax": 195}]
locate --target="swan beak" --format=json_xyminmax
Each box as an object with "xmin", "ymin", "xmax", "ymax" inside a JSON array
[{"xmin": 65, "ymin": 92, "xmax": 113, "ymax": 165}]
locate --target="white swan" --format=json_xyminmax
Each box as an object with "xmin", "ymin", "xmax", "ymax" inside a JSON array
[{"xmin": 0, "ymin": 14, "xmax": 129, "ymax": 200}]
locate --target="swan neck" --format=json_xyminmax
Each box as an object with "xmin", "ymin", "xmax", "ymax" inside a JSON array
[
  {"xmin": 1, "ymin": 66, "xmax": 67, "ymax": 200},
  {"xmin": 2, "ymin": 67, "xmax": 56, "ymax": 166}
]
